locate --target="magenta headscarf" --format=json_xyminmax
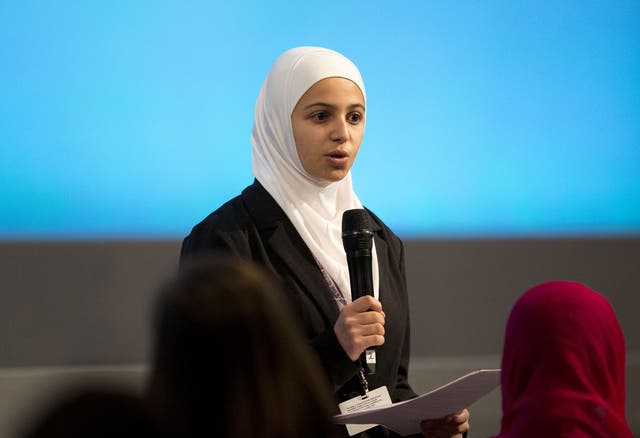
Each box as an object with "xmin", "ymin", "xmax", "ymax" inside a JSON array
[{"xmin": 493, "ymin": 281, "xmax": 632, "ymax": 437}]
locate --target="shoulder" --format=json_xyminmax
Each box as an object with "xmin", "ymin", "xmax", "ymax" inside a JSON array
[
  {"xmin": 365, "ymin": 208, "xmax": 403, "ymax": 249},
  {"xmin": 184, "ymin": 191, "xmax": 245, "ymax": 242},
  {"xmin": 181, "ymin": 180, "xmax": 287, "ymax": 262},
  {"xmin": 187, "ymin": 180, "xmax": 280, "ymax": 235},
  {"xmin": 181, "ymin": 182, "xmax": 272, "ymax": 260},
  {"xmin": 190, "ymin": 192, "xmax": 250, "ymax": 236},
  {"xmin": 364, "ymin": 207, "xmax": 406, "ymax": 274}
]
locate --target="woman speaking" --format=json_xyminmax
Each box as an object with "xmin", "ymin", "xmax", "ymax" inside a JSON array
[{"xmin": 181, "ymin": 46, "xmax": 469, "ymax": 438}]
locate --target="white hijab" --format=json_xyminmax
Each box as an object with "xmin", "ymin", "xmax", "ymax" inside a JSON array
[{"xmin": 251, "ymin": 46, "xmax": 379, "ymax": 303}]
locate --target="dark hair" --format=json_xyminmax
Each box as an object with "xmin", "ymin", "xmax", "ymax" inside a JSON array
[
  {"xmin": 19, "ymin": 388, "xmax": 163, "ymax": 438},
  {"xmin": 147, "ymin": 252, "xmax": 338, "ymax": 438}
]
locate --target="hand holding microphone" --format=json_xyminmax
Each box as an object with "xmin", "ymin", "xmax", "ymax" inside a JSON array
[
  {"xmin": 334, "ymin": 209, "xmax": 381, "ymax": 374},
  {"xmin": 334, "ymin": 295, "xmax": 385, "ymax": 361}
]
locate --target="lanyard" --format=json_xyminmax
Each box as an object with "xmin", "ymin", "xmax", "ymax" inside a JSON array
[
  {"xmin": 358, "ymin": 367, "xmax": 370, "ymax": 395},
  {"xmin": 314, "ymin": 256, "xmax": 347, "ymax": 308},
  {"xmin": 314, "ymin": 257, "xmax": 369, "ymax": 395}
]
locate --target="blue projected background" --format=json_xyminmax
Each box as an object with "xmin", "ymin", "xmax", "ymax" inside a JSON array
[{"xmin": 1, "ymin": 1, "xmax": 639, "ymax": 239}]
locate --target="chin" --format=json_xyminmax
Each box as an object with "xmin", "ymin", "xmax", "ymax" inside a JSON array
[
  {"xmin": 309, "ymin": 173, "xmax": 347, "ymax": 186},
  {"xmin": 306, "ymin": 165, "xmax": 351, "ymax": 184},
  {"xmin": 325, "ymin": 171, "xmax": 349, "ymax": 182}
]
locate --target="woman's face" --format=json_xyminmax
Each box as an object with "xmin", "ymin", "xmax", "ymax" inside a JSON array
[{"xmin": 291, "ymin": 77, "xmax": 365, "ymax": 182}]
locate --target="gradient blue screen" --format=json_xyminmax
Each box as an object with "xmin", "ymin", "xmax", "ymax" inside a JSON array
[{"xmin": 1, "ymin": 1, "xmax": 639, "ymax": 239}]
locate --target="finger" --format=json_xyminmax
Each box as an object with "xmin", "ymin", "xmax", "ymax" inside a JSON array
[
  {"xmin": 362, "ymin": 333, "xmax": 385, "ymax": 347},
  {"xmin": 445, "ymin": 409, "xmax": 470, "ymax": 425},
  {"xmin": 444, "ymin": 415, "xmax": 464, "ymax": 425},
  {"xmin": 349, "ymin": 310, "xmax": 385, "ymax": 326},
  {"xmin": 346, "ymin": 334, "xmax": 385, "ymax": 359},
  {"xmin": 341, "ymin": 313, "xmax": 384, "ymax": 338},
  {"xmin": 358, "ymin": 323, "xmax": 385, "ymax": 337},
  {"xmin": 444, "ymin": 416, "xmax": 470, "ymax": 435},
  {"xmin": 447, "ymin": 420, "xmax": 468, "ymax": 434},
  {"xmin": 338, "ymin": 317, "xmax": 383, "ymax": 340},
  {"xmin": 350, "ymin": 295, "xmax": 382, "ymax": 312},
  {"xmin": 338, "ymin": 322, "xmax": 384, "ymax": 343}
]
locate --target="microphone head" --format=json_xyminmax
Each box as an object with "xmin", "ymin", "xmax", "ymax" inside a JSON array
[
  {"xmin": 342, "ymin": 209, "xmax": 373, "ymax": 251},
  {"xmin": 342, "ymin": 209, "xmax": 370, "ymax": 233}
]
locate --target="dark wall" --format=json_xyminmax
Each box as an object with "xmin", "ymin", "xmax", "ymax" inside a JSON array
[
  {"xmin": 1, "ymin": 237, "xmax": 638, "ymax": 367},
  {"xmin": 404, "ymin": 237, "xmax": 640, "ymax": 357},
  {"xmin": 0, "ymin": 241, "xmax": 179, "ymax": 366}
]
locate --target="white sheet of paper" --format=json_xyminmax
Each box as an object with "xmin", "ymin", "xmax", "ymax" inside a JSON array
[{"xmin": 333, "ymin": 369, "xmax": 500, "ymax": 436}]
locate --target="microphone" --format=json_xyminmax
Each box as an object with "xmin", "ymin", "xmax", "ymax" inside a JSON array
[{"xmin": 342, "ymin": 208, "xmax": 376, "ymax": 374}]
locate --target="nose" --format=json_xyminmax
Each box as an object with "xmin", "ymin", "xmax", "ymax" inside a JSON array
[{"xmin": 330, "ymin": 118, "xmax": 349, "ymax": 143}]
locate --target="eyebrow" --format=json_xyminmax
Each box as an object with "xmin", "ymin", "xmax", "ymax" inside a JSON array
[{"xmin": 303, "ymin": 102, "xmax": 365, "ymax": 111}]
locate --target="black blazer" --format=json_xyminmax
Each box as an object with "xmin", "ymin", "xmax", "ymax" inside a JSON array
[{"xmin": 181, "ymin": 180, "xmax": 417, "ymax": 433}]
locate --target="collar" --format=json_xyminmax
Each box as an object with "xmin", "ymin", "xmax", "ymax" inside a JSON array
[{"xmin": 242, "ymin": 179, "xmax": 382, "ymax": 233}]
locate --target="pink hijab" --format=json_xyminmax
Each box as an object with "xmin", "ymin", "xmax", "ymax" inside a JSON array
[{"xmin": 494, "ymin": 281, "xmax": 632, "ymax": 437}]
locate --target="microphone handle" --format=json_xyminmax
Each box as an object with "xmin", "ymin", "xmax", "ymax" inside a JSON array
[
  {"xmin": 346, "ymin": 249, "xmax": 373, "ymax": 298},
  {"xmin": 346, "ymin": 251, "xmax": 376, "ymax": 374}
]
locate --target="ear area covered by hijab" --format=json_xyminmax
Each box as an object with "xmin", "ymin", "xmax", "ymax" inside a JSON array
[{"xmin": 250, "ymin": 46, "xmax": 378, "ymax": 303}]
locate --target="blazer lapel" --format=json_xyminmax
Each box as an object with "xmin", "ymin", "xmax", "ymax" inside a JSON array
[
  {"xmin": 370, "ymin": 217, "xmax": 390, "ymax": 300},
  {"xmin": 243, "ymin": 180, "xmax": 340, "ymax": 325},
  {"xmin": 268, "ymin": 223, "xmax": 341, "ymax": 324}
]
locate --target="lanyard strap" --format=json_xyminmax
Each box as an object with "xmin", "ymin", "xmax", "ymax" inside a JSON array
[
  {"xmin": 314, "ymin": 258, "xmax": 369, "ymax": 395},
  {"xmin": 358, "ymin": 367, "xmax": 370, "ymax": 395},
  {"xmin": 314, "ymin": 256, "xmax": 347, "ymax": 308}
]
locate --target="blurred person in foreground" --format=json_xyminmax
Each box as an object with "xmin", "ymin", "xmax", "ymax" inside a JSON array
[
  {"xmin": 18, "ymin": 388, "xmax": 163, "ymax": 438},
  {"xmin": 146, "ymin": 253, "xmax": 339, "ymax": 438}
]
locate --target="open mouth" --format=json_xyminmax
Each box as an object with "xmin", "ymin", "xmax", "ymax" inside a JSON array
[
  {"xmin": 327, "ymin": 151, "xmax": 348, "ymax": 159},
  {"xmin": 326, "ymin": 150, "xmax": 349, "ymax": 168}
]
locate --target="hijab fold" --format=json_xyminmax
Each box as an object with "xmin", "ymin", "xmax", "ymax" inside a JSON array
[{"xmin": 251, "ymin": 47, "xmax": 379, "ymax": 303}]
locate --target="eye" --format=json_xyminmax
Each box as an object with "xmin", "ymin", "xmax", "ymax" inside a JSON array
[
  {"xmin": 311, "ymin": 111, "xmax": 329, "ymax": 122},
  {"xmin": 347, "ymin": 112, "xmax": 363, "ymax": 124}
]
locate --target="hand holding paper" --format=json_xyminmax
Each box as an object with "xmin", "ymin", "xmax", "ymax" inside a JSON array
[{"xmin": 333, "ymin": 369, "xmax": 500, "ymax": 436}]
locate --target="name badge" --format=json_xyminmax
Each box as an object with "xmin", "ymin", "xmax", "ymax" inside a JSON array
[{"xmin": 338, "ymin": 386, "xmax": 392, "ymax": 436}]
